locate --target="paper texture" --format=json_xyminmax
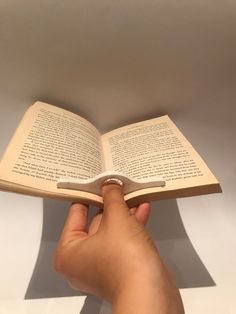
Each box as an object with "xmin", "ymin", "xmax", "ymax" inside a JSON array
[{"xmin": 0, "ymin": 102, "xmax": 221, "ymax": 205}]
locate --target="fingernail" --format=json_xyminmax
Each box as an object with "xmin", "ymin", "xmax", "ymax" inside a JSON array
[
  {"xmin": 101, "ymin": 178, "xmax": 124, "ymax": 188},
  {"xmin": 130, "ymin": 207, "xmax": 137, "ymax": 215},
  {"xmin": 101, "ymin": 180, "xmax": 124, "ymax": 196}
]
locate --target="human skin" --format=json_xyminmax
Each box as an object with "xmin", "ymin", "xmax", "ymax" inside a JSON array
[{"xmin": 54, "ymin": 184, "xmax": 184, "ymax": 314}]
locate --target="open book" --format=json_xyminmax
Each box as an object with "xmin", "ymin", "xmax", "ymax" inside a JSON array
[{"xmin": 0, "ymin": 101, "xmax": 221, "ymax": 207}]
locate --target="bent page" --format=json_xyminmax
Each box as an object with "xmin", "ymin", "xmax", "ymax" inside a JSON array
[
  {"xmin": 101, "ymin": 115, "xmax": 221, "ymax": 204},
  {"xmin": 0, "ymin": 102, "xmax": 104, "ymax": 204}
]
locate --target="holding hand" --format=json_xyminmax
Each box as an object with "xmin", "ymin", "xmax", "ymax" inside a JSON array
[{"xmin": 54, "ymin": 184, "xmax": 184, "ymax": 314}]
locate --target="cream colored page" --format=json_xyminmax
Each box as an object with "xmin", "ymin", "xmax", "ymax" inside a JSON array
[
  {"xmin": 101, "ymin": 115, "xmax": 218, "ymax": 190},
  {"xmin": 0, "ymin": 102, "xmax": 104, "ymax": 191}
]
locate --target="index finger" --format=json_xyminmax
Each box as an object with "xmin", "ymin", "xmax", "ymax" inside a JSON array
[{"xmin": 59, "ymin": 203, "xmax": 89, "ymax": 246}]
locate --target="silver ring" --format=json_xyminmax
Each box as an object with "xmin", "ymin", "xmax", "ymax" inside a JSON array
[{"xmin": 101, "ymin": 178, "xmax": 124, "ymax": 188}]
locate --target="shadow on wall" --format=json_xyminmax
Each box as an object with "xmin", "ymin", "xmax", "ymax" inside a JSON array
[{"xmin": 25, "ymin": 198, "xmax": 215, "ymax": 312}]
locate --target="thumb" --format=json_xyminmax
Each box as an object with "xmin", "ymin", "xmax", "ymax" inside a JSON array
[{"xmin": 102, "ymin": 184, "xmax": 130, "ymax": 222}]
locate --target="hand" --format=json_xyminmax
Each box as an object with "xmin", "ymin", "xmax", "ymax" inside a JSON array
[{"xmin": 54, "ymin": 184, "xmax": 184, "ymax": 313}]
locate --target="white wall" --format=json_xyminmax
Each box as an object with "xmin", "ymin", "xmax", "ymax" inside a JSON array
[{"xmin": 0, "ymin": 1, "xmax": 235, "ymax": 130}]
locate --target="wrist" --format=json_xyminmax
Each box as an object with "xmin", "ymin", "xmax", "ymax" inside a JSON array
[{"xmin": 112, "ymin": 259, "xmax": 184, "ymax": 314}]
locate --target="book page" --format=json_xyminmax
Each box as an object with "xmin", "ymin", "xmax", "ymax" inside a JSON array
[
  {"xmin": 101, "ymin": 115, "xmax": 219, "ymax": 195},
  {"xmin": 0, "ymin": 102, "xmax": 104, "ymax": 197}
]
